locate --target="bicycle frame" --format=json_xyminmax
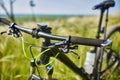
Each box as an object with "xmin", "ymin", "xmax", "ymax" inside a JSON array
[
  {"xmin": 29, "ymin": 7, "xmax": 110, "ymax": 80},
  {"xmin": 31, "ymin": 2, "xmax": 114, "ymax": 80},
  {"xmin": 0, "ymin": 1, "xmax": 117, "ymax": 80},
  {"xmin": 30, "ymin": 24, "xmax": 90, "ymax": 80}
]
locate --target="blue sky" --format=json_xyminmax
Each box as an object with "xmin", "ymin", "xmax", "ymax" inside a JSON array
[{"xmin": 0, "ymin": 0, "xmax": 120, "ymax": 15}]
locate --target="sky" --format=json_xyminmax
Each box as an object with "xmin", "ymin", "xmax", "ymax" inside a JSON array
[{"xmin": 0, "ymin": 0, "xmax": 120, "ymax": 15}]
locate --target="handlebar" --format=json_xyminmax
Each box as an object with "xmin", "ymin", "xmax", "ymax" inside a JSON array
[
  {"xmin": 0, "ymin": 18, "xmax": 11, "ymax": 25},
  {"xmin": 0, "ymin": 18, "xmax": 104, "ymax": 47}
]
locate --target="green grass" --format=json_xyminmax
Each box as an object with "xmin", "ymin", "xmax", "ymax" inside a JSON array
[{"xmin": 0, "ymin": 14, "xmax": 120, "ymax": 80}]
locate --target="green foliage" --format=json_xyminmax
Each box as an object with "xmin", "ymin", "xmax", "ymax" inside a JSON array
[{"xmin": 0, "ymin": 14, "xmax": 120, "ymax": 80}]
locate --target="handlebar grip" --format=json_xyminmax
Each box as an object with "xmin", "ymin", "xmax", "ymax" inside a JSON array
[
  {"xmin": 70, "ymin": 36, "xmax": 103, "ymax": 47},
  {"xmin": 0, "ymin": 18, "xmax": 11, "ymax": 25}
]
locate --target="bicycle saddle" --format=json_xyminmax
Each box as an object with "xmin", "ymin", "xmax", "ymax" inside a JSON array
[{"xmin": 93, "ymin": 0, "xmax": 115, "ymax": 10}]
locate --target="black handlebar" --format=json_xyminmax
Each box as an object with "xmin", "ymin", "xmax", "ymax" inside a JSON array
[
  {"xmin": 0, "ymin": 18, "xmax": 11, "ymax": 25},
  {"xmin": 0, "ymin": 18, "xmax": 104, "ymax": 47},
  {"xmin": 70, "ymin": 36, "xmax": 103, "ymax": 47}
]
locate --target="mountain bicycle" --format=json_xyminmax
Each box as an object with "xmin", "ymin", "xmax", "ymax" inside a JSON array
[{"xmin": 0, "ymin": 0, "xmax": 120, "ymax": 80}]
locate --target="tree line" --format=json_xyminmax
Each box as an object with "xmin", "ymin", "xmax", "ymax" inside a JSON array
[{"xmin": 0, "ymin": 0, "xmax": 36, "ymax": 22}]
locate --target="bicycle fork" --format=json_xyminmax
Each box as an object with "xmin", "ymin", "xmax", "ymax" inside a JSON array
[
  {"xmin": 29, "ymin": 59, "xmax": 54, "ymax": 80},
  {"xmin": 39, "ymin": 24, "xmax": 55, "ymax": 80},
  {"xmin": 29, "ymin": 59, "xmax": 42, "ymax": 80}
]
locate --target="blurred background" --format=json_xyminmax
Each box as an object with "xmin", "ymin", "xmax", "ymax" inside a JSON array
[
  {"xmin": 0, "ymin": 0, "xmax": 120, "ymax": 21},
  {"xmin": 0, "ymin": 0, "xmax": 120, "ymax": 80}
]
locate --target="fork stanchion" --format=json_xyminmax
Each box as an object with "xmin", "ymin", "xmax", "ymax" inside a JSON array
[
  {"xmin": 30, "ymin": 59, "xmax": 36, "ymax": 75},
  {"xmin": 46, "ymin": 65, "xmax": 54, "ymax": 80}
]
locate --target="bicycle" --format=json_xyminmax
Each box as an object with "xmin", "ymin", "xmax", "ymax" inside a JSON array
[{"xmin": 0, "ymin": 0, "xmax": 120, "ymax": 80}]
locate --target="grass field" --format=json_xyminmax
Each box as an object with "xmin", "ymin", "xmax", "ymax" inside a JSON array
[{"xmin": 0, "ymin": 13, "xmax": 120, "ymax": 80}]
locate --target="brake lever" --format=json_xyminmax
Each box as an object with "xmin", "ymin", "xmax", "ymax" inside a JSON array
[
  {"xmin": 0, "ymin": 31, "xmax": 7, "ymax": 35},
  {"xmin": 0, "ymin": 30, "xmax": 22, "ymax": 38},
  {"xmin": 70, "ymin": 50, "xmax": 80, "ymax": 59},
  {"xmin": 7, "ymin": 23, "xmax": 22, "ymax": 38},
  {"xmin": 13, "ymin": 29, "xmax": 22, "ymax": 38},
  {"xmin": 70, "ymin": 45, "xmax": 78, "ymax": 49}
]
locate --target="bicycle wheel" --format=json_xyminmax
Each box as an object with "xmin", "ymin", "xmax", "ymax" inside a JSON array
[{"xmin": 94, "ymin": 25, "xmax": 120, "ymax": 80}]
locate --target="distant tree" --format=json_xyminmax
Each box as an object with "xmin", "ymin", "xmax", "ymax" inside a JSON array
[
  {"xmin": 29, "ymin": 0, "xmax": 36, "ymax": 21},
  {"xmin": 0, "ymin": 0, "xmax": 16, "ymax": 21}
]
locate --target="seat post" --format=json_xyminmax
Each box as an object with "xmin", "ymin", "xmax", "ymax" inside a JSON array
[
  {"xmin": 96, "ymin": 8, "xmax": 105, "ymax": 39},
  {"xmin": 103, "ymin": 8, "xmax": 109, "ymax": 40},
  {"xmin": 93, "ymin": 8, "xmax": 105, "ymax": 53},
  {"xmin": 93, "ymin": 8, "xmax": 105, "ymax": 80}
]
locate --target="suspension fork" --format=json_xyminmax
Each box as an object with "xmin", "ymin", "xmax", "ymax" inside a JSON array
[
  {"xmin": 39, "ymin": 24, "xmax": 54, "ymax": 80},
  {"xmin": 40, "ymin": 37, "xmax": 54, "ymax": 80}
]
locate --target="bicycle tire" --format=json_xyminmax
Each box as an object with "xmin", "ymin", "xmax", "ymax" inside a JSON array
[{"xmin": 94, "ymin": 25, "xmax": 120, "ymax": 80}]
